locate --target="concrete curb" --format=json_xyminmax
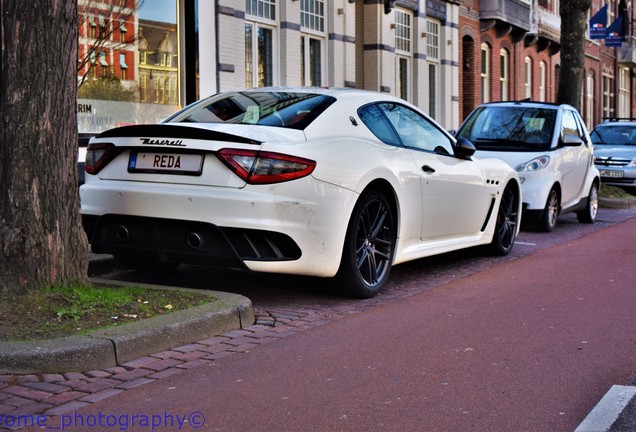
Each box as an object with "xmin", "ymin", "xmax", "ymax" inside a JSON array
[
  {"xmin": 575, "ymin": 385, "xmax": 636, "ymax": 432},
  {"xmin": 0, "ymin": 279, "xmax": 254, "ymax": 374},
  {"xmin": 599, "ymin": 196, "xmax": 636, "ymax": 209}
]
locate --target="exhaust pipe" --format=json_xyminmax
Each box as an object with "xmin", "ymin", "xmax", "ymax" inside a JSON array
[
  {"xmin": 115, "ymin": 225, "xmax": 130, "ymax": 242},
  {"xmin": 186, "ymin": 232, "xmax": 206, "ymax": 250}
]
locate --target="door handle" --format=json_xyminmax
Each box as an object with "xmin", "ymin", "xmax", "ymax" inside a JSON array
[{"xmin": 422, "ymin": 165, "xmax": 436, "ymax": 174}]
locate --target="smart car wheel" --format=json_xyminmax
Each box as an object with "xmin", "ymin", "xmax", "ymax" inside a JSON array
[
  {"xmin": 489, "ymin": 183, "xmax": 519, "ymax": 256},
  {"xmin": 336, "ymin": 190, "xmax": 396, "ymax": 298},
  {"xmin": 577, "ymin": 182, "xmax": 599, "ymax": 224},
  {"xmin": 538, "ymin": 188, "xmax": 559, "ymax": 232}
]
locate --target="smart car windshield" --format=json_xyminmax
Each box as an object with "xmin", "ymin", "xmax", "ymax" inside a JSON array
[
  {"xmin": 591, "ymin": 125, "xmax": 636, "ymax": 145},
  {"xmin": 457, "ymin": 106, "xmax": 557, "ymax": 151},
  {"xmin": 165, "ymin": 91, "xmax": 336, "ymax": 130}
]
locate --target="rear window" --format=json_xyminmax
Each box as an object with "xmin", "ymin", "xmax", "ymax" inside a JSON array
[
  {"xmin": 165, "ymin": 91, "xmax": 336, "ymax": 130},
  {"xmin": 457, "ymin": 106, "xmax": 557, "ymax": 151}
]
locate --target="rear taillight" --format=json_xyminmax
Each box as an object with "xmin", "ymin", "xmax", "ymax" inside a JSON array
[
  {"xmin": 216, "ymin": 149, "xmax": 316, "ymax": 184},
  {"xmin": 85, "ymin": 143, "xmax": 118, "ymax": 175}
]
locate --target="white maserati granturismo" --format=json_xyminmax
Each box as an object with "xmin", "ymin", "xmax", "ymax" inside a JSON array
[{"xmin": 80, "ymin": 88, "xmax": 521, "ymax": 298}]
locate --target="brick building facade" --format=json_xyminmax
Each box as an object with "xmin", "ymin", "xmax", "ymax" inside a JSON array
[{"xmin": 77, "ymin": 0, "xmax": 636, "ymax": 133}]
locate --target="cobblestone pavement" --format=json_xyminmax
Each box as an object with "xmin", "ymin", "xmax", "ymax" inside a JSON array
[{"xmin": 1, "ymin": 207, "xmax": 635, "ymax": 430}]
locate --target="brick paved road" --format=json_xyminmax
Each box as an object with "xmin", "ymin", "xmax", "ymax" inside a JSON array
[{"xmin": 1, "ymin": 207, "xmax": 635, "ymax": 430}]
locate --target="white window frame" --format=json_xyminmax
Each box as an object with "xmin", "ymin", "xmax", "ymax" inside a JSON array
[
  {"xmin": 245, "ymin": 0, "xmax": 278, "ymax": 88},
  {"xmin": 481, "ymin": 43, "xmax": 490, "ymax": 103},
  {"xmin": 395, "ymin": 9, "xmax": 413, "ymax": 102},
  {"xmin": 619, "ymin": 67, "xmax": 631, "ymax": 117},
  {"xmin": 301, "ymin": 0, "xmax": 326, "ymax": 87},
  {"xmin": 586, "ymin": 73, "xmax": 594, "ymax": 129},
  {"xmin": 524, "ymin": 56, "xmax": 532, "ymax": 99},
  {"xmin": 603, "ymin": 73, "xmax": 615, "ymax": 119},
  {"xmin": 427, "ymin": 19, "xmax": 441, "ymax": 116},
  {"xmin": 500, "ymin": 49, "xmax": 509, "ymax": 101},
  {"xmin": 539, "ymin": 61, "xmax": 546, "ymax": 102}
]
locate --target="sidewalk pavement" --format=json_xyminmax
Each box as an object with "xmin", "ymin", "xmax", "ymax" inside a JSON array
[{"xmin": 0, "ymin": 273, "xmax": 254, "ymax": 374}]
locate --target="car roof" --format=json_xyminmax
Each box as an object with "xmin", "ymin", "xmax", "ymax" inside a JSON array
[
  {"xmin": 595, "ymin": 118, "xmax": 636, "ymax": 128},
  {"xmin": 474, "ymin": 100, "xmax": 572, "ymax": 111}
]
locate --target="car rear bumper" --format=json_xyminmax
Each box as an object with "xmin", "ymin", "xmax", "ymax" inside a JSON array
[{"xmin": 80, "ymin": 178, "xmax": 357, "ymax": 277}]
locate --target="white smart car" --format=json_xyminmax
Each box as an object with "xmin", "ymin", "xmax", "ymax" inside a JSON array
[
  {"xmin": 456, "ymin": 101, "xmax": 600, "ymax": 232},
  {"xmin": 81, "ymin": 88, "xmax": 521, "ymax": 297}
]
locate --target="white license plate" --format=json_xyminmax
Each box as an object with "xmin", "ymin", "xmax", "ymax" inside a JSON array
[
  {"xmin": 129, "ymin": 152, "xmax": 203, "ymax": 175},
  {"xmin": 599, "ymin": 169, "xmax": 624, "ymax": 178}
]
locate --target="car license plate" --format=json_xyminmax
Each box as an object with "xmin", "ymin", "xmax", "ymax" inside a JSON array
[
  {"xmin": 129, "ymin": 152, "xmax": 203, "ymax": 175},
  {"xmin": 599, "ymin": 169, "xmax": 624, "ymax": 178}
]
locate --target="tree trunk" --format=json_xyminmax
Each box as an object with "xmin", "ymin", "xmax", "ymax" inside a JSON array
[
  {"xmin": 0, "ymin": 1, "xmax": 89, "ymax": 294},
  {"xmin": 557, "ymin": 0, "xmax": 592, "ymax": 111}
]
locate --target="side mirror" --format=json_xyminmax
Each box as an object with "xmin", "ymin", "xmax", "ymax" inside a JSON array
[
  {"xmin": 455, "ymin": 137, "xmax": 476, "ymax": 159},
  {"xmin": 447, "ymin": 129, "xmax": 457, "ymax": 137},
  {"xmin": 562, "ymin": 133, "xmax": 583, "ymax": 147}
]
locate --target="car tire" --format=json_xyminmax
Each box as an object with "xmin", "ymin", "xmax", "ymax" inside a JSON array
[
  {"xmin": 336, "ymin": 190, "xmax": 396, "ymax": 298},
  {"xmin": 115, "ymin": 254, "xmax": 180, "ymax": 272},
  {"xmin": 577, "ymin": 182, "xmax": 599, "ymax": 224},
  {"xmin": 489, "ymin": 182, "xmax": 520, "ymax": 256},
  {"xmin": 537, "ymin": 187, "xmax": 559, "ymax": 232}
]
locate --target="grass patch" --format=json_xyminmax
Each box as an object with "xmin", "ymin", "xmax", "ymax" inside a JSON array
[
  {"xmin": 0, "ymin": 283, "xmax": 214, "ymax": 342},
  {"xmin": 600, "ymin": 185, "xmax": 636, "ymax": 199}
]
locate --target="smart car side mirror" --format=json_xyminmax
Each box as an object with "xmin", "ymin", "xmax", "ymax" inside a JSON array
[
  {"xmin": 455, "ymin": 137, "xmax": 476, "ymax": 159},
  {"xmin": 561, "ymin": 134, "xmax": 583, "ymax": 147}
]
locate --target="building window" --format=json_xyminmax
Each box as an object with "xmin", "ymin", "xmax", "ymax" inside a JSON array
[
  {"xmin": 301, "ymin": 0, "xmax": 324, "ymax": 32},
  {"xmin": 140, "ymin": 75, "xmax": 148, "ymax": 101},
  {"xmin": 500, "ymin": 49, "xmax": 509, "ymax": 101},
  {"xmin": 427, "ymin": 19, "xmax": 440, "ymax": 116},
  {"xmin": 396, "ymin": 10, "xmax": 411, "ymax": 53},
  {"xmin": 603, "ymin": 73, "xmax": 615, "ymax": 119},
  {"xmin": 524, "ymin": 56, "xmax": 532, "ymax": 99},
  {"xmin": 481, "ymin": 43, "xmax": 490, "ymax": 103},
  {"xmin": 245, "ymin": 24, "xmax": 275, "ymax": 87},
  {"xmin": 619, "ymin": 67, "xmax": 630, "ymax": 117},
  {"xmin": 394, "ymin": 10, "xmax": 413, "ymax": 101},
  {"xmin": 301, "ymin": 0, "xmax": 326, "ymax": 87},
  {"xmin": 426, "ymin": 20, "xmax": 439, "ymax": 61},
  {"xmin": 555, "ymin": 65, "xmax": 561, "ymax": 99},
  {"xmin": 119, "ymin": 18, "xmax": 127, "ymax": 43},
  {"xmin": 301, "ymin": 36, "xmax": 323, "ymax": 86},
  {"xmin": 120, "ymin": 53, "xmax": 128, "ymax": 80},
  {"xmin": 539, "ymin": 61, "xmax": 547, "ymax": 102},
  {"xmin": 429, "ymin": 64, "xmax": 438, "ymax": 119},
  {"xmin": 246, "ymin": 0, "xmax": 276, "ymax": 20},
  {"xmin": 395, "ymin": 57, "xmax": 408, "ymax": 101},
  {"xmin": 245, "ymin": 0, "xmax": 277, "ymax": 88},
  {"xmin": 586, "ymin": 73, "xmax": 594, "ymax": 129},
  {"xmin": 89, "ymin": 13, "xmax": 97, "ymax": 39}
]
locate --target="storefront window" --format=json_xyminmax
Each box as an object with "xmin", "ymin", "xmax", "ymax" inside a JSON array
[{"xmin": 77, "ymin": 0, "xmax": 181, "ymax": 133}]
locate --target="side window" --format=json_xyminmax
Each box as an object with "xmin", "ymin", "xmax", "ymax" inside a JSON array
[
  {"xmin": 572, "ymin": 111, "xmax": 591, "ymax": 146},
  {"xmin": 561, "ymin": 110, "xmax": 581, "ymax": 140},
  {"xmin": 378, "ymin": 103, "xmax": 454, "ymax": 155},
  {"xmin": 358, "ymin": 104, "xmax": 402, "ymax": 146}
]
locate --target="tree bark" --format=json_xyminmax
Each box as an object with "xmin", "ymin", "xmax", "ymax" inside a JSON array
[
  {"xmin": 0, "ymin": 1, "xmax": 89, "ymax": 294},
  {"xmin": 557, "ymin": 0, "xmax": 592, "ymax": 111}
]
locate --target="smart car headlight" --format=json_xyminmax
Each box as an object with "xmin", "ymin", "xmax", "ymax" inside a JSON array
[{"xmin": 516, "ymin": 156, "xmax": 550, "ymax": 172}]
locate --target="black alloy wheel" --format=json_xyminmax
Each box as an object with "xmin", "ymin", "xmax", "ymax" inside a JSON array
[
  {"xmin": 337, "ymin": 190, "xmax": 396, "ymax": 298},
  {"xmin": 490, "ymin": 183, "xmax": 519, "ymax": 256}
]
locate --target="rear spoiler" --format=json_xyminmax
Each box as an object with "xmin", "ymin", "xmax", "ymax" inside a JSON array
[{"xmin": 97, "ymin": 124, "xmax": 262, "ymax": 145}]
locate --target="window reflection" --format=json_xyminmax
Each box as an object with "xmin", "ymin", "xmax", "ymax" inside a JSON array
[{"xmin": 77, "ymin": 0, "xmax": 181, "ymax": 133}]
